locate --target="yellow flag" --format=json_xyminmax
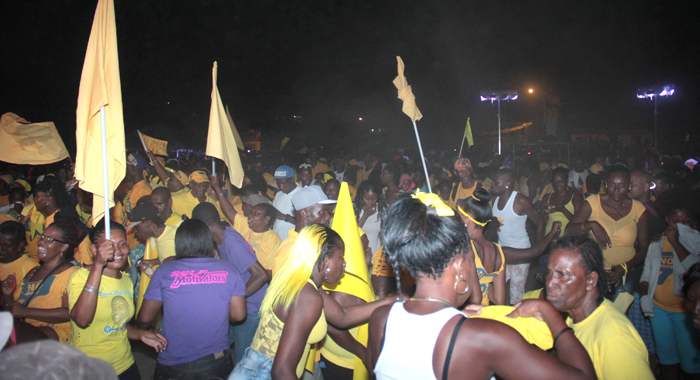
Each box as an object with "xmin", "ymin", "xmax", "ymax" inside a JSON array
[
  {"xmin": 280, "ymin": 137, "xmax": 290, "ymax": 150},
  {"xmin": 465, "ymin": 117, "xmax": 474, "ymax": 147},
  {"xmin": 206, "ymin": 62, "xmax": 244, "ymax": 188},
  {"xmin": 225, "ymin": 105, "xmax": 245, "ymax": 150},
  {"xmin": 392, "ymin": 56, "xmax": 423, "ymax": 122},
  {"xmin": 138, "ymin": 131, "xmax": 168, "ymax": 156},
  {"xmin": 0, "ymin": 113, "xmax": 69, "ymax": 165},
  {"xmin": 74, "ymin": 0, "xmax": 126, "ymax": 224},
  {"xmin": 325, "ymin": 182, "xmax": 374, "ymax": 380}
]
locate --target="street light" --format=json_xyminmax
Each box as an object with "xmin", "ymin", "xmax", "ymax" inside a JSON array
[
  {"xmin": 480, "ymin": 90, "xmax": 518, "ymax": 155},
  {"xmin": 637, "ymin": 85, "xmax": 674, "ymax": 152}
]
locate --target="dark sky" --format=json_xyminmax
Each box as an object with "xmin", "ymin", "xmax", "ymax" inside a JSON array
[{"xmin": 2, "ymin": 0, "xmax": 699, "ymax": 153}]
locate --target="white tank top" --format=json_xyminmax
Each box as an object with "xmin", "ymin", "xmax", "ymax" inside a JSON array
[
  {"xmin": 374, "ymin": 303, "xmax": 464, "ymax": 380},
  {"xmin": 492, "ymin": 191, "xmax": 531, "ymax": 249}
]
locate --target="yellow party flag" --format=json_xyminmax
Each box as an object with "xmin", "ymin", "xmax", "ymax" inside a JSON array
[
  {"xmin": 324, "ymin": 182, "xmax": 374, "ymax": 380},
  {"xmin": 74, "ymin": 0, "xmax": 126, "ymax": 224},
  {"xmin": 138, "ymin": 131, "xmax": 168, "ymax": 156},
  {"xmin": 0, "ymin": 113, "xmax": 69, "ymax": 165},
  {"xmin": 392, "ymin": 56, "xmax": 423, "ymax": 122},
  {"xmin": 465, "ymin": 117, "xmax": 474, "ymax": 148},
  {"xmin": 280, "ymin": 137, "xmax": 290, "ymax": 150},
  {"xmin": 225, "ymin": 105, "xmax": 245, "ymax": 150},
  {"xmin": 206, "ymin": 62, "xmax": 244, "ymax": 188}
]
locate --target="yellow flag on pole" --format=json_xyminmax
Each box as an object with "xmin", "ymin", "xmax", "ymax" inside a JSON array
[
  {"xmin": 465, "ymin": 117, "xmax": 474, "ymax": 148},
  {"xmin": 74, "ymin": 0, "xmax": 125, "ymax": 224},
  {"xmin": 392, "ymin": 56, "xmax": 423, "ymax": 122},
  {"xmin": 0, "ymin": 113, "xmax": 69, "ymax": 165},
  {"xmin": 206, "ymin": 62, "xmax": 244, "ymax": 188},
  {"xmin": 280, "ymin": 137, "xmax": 290, "ymax": 151},
  {"xmin": 225, "ymin": 105, "xmax": 245, "ymax": 150},
  {"xmin": 138, "ymin": 131, "xmax": 168, "ymax": 156}
]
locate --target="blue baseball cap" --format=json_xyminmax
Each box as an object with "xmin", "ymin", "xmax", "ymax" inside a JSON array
[{"xmin": 273, "ymin": 165, "xmax": 295, "ymax": 179}]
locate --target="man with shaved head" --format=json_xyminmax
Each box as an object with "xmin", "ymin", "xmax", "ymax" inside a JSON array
[{"xmin": 150, "ymin": 187, "xmax": 182, "ymax": 227}]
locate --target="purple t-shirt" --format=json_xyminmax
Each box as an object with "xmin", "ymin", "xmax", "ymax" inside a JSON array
[
  {"xmin": 144, "ymin": 257, "xmax": 245, "ymax": 365},
  {"xmin": 218, "ymin": 226, "xmax": 267, "ymax": 314}
]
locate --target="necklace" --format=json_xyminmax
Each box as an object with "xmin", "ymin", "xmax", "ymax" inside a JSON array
[{"xmin": 409, "ymin": 297, "xmax": 453, "ymax": 308}]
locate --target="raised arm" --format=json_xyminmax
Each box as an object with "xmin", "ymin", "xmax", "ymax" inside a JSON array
[
  {"xmin": 210, "ymin": 174, "xmax": 238, "ymax": 223},
  {"xmin": 503, "ymin": 222, "xmax": 561, "ymax": 263},
  {"xmin": 70, "ymin": 241, "xmax": 114, "ymax": 328},
  {"xmin": 321, "ymin": 291, "xmax": 396, "ymax": 330}
]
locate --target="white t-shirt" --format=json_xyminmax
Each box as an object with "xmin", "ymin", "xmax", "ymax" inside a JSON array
[{"xmin": 272, "ymin": 186, "xmax": 300, "ymax": 241}]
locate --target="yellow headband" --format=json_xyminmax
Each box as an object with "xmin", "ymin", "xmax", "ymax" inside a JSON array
[
  {"xmin": 457, "ymin": 205, "xmax": 488, "ymax": 227},
  {"xmin": 412, "ymin": 191, "xmax": 454, "ymax": 217}
]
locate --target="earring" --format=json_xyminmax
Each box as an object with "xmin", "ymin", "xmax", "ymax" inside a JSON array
[
  {"xmin": 325, "ymin": 267, "xmax": 330, "ymax": 282},
  {"xmin": 454, "ymin": 271, "xmax": 469, "ymax": 295}
]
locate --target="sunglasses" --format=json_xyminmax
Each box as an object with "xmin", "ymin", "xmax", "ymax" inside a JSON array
[{"xmin": 38, "ymin": 234, "xmax": 67, "ymax": 244}]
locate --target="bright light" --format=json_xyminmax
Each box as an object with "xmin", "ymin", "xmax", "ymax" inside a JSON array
[
  {"xmin": 359, "ymin": 117, "xmax": 363, "ymax": 121},
  {"xmin": 528, "ymin": 89, "xmax": 534, "ymax": 94},
  {"xmin": 480, "ymin": 91, "xmax": 519, "ymax": 103},
  {"xmin": 637, "ymin": 85, "xmax": 674, "ymax": 100}
]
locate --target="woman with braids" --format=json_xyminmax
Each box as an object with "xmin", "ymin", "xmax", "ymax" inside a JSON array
[
  {"xmin": 1, "ymin": 219, "xmax": 80, "ymax": 343},
  {"xmin": 353, "ymin": 180, "xmax": 388, "ymax": 255},
  {"xmin": 229, "ymin": 224, "xmax": 397, "ymax": 380},
  {"xmin": 366, "ymin": 195, "xmax": 596, "ymax": 380},
  {"xmin": 21, "ymin": 176, "xmax": 84, "ymax": 262}
]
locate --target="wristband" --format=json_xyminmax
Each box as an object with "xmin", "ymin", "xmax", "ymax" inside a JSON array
[
  {"xmin": 285, "ymin": 214, "xmax": 290, "ymax": 223},
  {"xmin": 83, "ymin": 285, "xmax": 98, "ymax": 293},
  {"xmin": 552, "ymin": 327, "xmax": 573, "ymax": 347}
]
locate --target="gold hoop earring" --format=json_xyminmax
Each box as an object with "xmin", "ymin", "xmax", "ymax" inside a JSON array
[{"xmin": 454, "ymin": 271, "xmax": 469, "ymax": 295}]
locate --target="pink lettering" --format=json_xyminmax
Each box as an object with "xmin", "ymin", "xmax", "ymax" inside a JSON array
[{"xmin": 170, "ymin": 270, "xmax": 229, "ymax": 289}]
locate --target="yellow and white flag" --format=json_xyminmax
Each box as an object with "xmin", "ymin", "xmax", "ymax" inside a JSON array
[
  {"xmin": 206, "ymin": 62, "xmax": 244, "ymax": 188},
  {"xmin": 138, "ymin": 131, "xmax": 168, "ymax": 156},
  {"xmin": 74, "ymin": 0, "xmax": 125, "ymax": 224},
  {"xmin": 392, "ymin": 56, "xmax": 423, "ymax": 122},
  {"xmin": 0, "ymin": 113, "xmax": 69, "ymax": 165}
]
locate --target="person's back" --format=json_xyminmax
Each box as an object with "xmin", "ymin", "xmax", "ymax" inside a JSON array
[{"xmin": 492, "ymin": 191, "xmax": 530, "ymax": 249}]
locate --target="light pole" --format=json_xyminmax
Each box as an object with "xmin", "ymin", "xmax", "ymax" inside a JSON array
[
  {"xmin": 480, "ymin": 90, "xmax": 518, "ymax": 155},
  {"xmin": 637, "ymin": 85, "xmax": 674, "ymax": 152}
]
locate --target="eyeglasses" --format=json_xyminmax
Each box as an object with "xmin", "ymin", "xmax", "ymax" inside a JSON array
[{"xmin": 38, "ymin": 234, "xmax": 67, "ymax": 244}]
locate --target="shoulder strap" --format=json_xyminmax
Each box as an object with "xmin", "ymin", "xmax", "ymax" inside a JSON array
[
  {"xmin": 442, "ymin": 316, "xmax": 467, "ymax": 380},
  {"xmin": 22, "ymin": 262, "xmax": 67, "ymax": 307},
  {"xmin": 379, "ymin": 314, "xmax": 389, "ymax": 355},
  {"xmin": 451, "ymin": 183, "xmax": 459, "ymax": 201}
]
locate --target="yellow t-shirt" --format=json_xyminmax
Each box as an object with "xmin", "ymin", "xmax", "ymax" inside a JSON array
[
  {"xmin": 312, "ymin": 161, "xmax": 331, "ymax": 178},
  {"xmin": 522, "ymin": 288, "xmax": 544, "ymax": 300},
  {"xmin": 16, "ymin": 265, "xmax": 78, "ymax": 344},
  {"xmin": 0, "ymin": 254, "xmax": 39, "ymax": 299},
  {"xmin": 74, "ymin": 236, "xmax": 95, "ymax": 266},
  {"xmin": 271, "ymin": 229, "xmax": 299, "ymax": 276},
  {"xmin": 587, "ymin": 195, "xmax": 646, "ymax": 269},
  {"xmin": 473, "ymin": 242, "xmax": 505, "ymax": 306},
  {"xmin": 567, "ymin": 299, "xmax": 653, "ymax": 380},
  {"xmin": 156, "ymin": 223, "xmax": 180, "ymax": 263},
  {"xmin": 171, "ymin": 191, "xmax": 223, "ymax": 219},
  {"xmin": 165, "ymin": 212, "xmax": 183, "ymax": 227},
  {"xmin": 232, "ymin": 214, "xmax": 281, "ymax": 270},
  {"xmin": 67, "ymin": 268, "xmax": 135, "ymax": 375},
  {"xmin": 653, "ymin": 239, "xmax": 687, "ymax": 312},
  {"xmin": 129, "ymin": 180, "xmax": 153, "ymax": 209},
  {"xmin": 447, "ymin": 181, "xmax": 480, "ymax": 210},
  {"xmin": 472, "ymin": 305, "xmax": 553, "ymax": 350}
]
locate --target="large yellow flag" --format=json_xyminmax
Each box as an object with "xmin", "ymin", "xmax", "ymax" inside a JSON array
[
  {"xmin": 138, "ymin": 131, "xmax": 168, "ymax": 156},
  {"xmin": 324, "ymin": 182, "xmax": 375, "ymax": 380},
  {"xmin": 206, "ymin": 62, "xmax": 244, "ymax": 188},
  {"xmin": 464, "ymin": 117, "xmax": 474, "ymax": 148},
  {"xmin": 74, "ymin": 0, "xmax": 125, "ymax": 224},
  {"xmin": 0, "ymin": 113, "xmax": 69, "ymax": 165},
  {"xmin": 225, "ymin": 105, "xmax": 245, "ymax": 150},
  {"xmin": 392, "ymin": 56, "xmax": 423, "ymax": 122}
]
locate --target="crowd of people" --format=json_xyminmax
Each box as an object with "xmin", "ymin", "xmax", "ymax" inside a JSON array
[{"xmin": 0, "ymin": 142, "xmax": 699, "ymax": 380}]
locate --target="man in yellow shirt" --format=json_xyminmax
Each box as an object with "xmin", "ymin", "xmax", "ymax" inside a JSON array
[
  {"xmin": 126, "ymin": 154, "xmax": 153, "ymax": 211},
  {"xmin": 448, "ymin": 158, "xmax": 481, "ymax": 209},
  {"xmin": 0, "ymin": 220, "xmax": 39, "ymax": 299},
  {"xmin": 270, "ymin": 186, "xmax": 336, "ymax": 276},
  {"xmin": 130, "ymin": 203, "xmax": 180, "ymax": 269},
  {"xmin": 150, "ymin": 187, "xmax": 182, "ymax": 227},
  {"xmin": 171, "ymin": 170, "xmax": 222, "ymax": 219}
]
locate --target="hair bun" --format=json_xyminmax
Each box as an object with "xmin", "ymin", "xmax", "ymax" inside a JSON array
[{"xmin": 473, "ymin": 188, "xmax": 491, "ymax": 203}]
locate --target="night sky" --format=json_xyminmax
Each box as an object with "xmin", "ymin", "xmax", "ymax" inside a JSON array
[{"xmin": 2, "ymin": 0, "xmax": 699, "ymax": 153}]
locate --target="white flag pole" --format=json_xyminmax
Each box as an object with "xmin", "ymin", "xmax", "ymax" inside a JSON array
[
  {"xmin": 212, "ymin": 159, "xmax": 216, "ymax": 176},
  {"xmin": 411, "ymin": 120, "xmax": 432, "ymax": 193},
  {"xmin": 458, "ymin": 134, "xmax": 466, "ymax": 158},
  {"xmin": 100, "ymin": 106, "xmax": 110, "ymax": 241}
]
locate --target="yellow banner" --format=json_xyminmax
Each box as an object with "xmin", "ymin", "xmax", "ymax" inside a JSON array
[
  {"xmin": 0, "ymin": 113, "xmax": 69, "ymax": 165},
  {"xmin": 138, "ymin": 131, "xmax": 168, "ymax": 155}
]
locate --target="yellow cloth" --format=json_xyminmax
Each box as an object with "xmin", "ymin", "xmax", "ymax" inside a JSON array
[
  {"xmin": 0, "ymin": 113, "xmax": 69, "ymax": 165},
  {"xmin": 188, "ymin": 170, "xmax": 210, "ymax": 184},
  {"xmin": 74, "ymin": 236, "xmax": 95, "ymax": 266},
  {"xmin": 251, "ymin": 281, "xmax": 327, "ymax": 378},
  {"xmin": 321, "ymin": 325, "xmax": 361, "ymax": 369},
  {"xmin": 653, "ymin": 239, "xmax": 687, "ymax": 312},
  {"xmin": 0, "ymin": 254, "xmax": 39, "ymax": 299},
  {"xmin": 129, "ymin": 180, "xmax": 152, "ymax": 211},
  {"xmin": 589, "ymin": 163, "xmax": 604, "ymax": 174},
  {"xmin": 371, "ymin": 248, "xmax": 393, "ymax": 277},
  {"xmin": 231, "ymin": 195, "xmax": 244, "ymax": 215},
  {"xmin": 473, "ymin": 305, "xmax": 553, "ymax": 350},
  {"xmin": 464, "ymin": 117, "xmax": 474, "ymax": 147},
  {"xmin": 392, "ymin": 56, "xmax": 422, "ymax": 121},
  {"xmin": 473, "ymin": 242, "xmax": 505, "ymax": 306},
  {"xmin": 522, "ymin": 288, "xmax": 544, "ymax": 300},
  {"xmin": 156, "ymin": 223, "xmax": 180, "ymax": 263},
  {"xmin": 447, "ymin": 181, "xmax": 479, "ymax": 210},
  {"xmin": 587, "ymin": 195, "xmax": 646, "ymax": 269},
  {"xmin": 311, "ymin": 161, "xmax": 331, "ymax": 178},
  {"xmin": 206, "ymin": 62, "xmax": 244, "ymax": 188},
  {"xmin": 271, "ymin": 229, "xmax": 299, "ymax": 276},
  {"xmin": 136, "ymin": 237, "xmax": 158, "ymax": 315},
  {"xmin": 280, "ymin": 137, "xmax": 290, "ymax": 151},
  {"xmin": 24, "ymin": 207, "xmax": 57, "ymax": 262},
  {"xmin": 16, "ymin": 265, "xmax": 78, "ymax": 344},
  {"xmin": 0, "ymin": 213, "xmax": 17, "ymax": 224},
  {"xmin": 74, "ymin": 0, "xmax": 126, "ymax": 224},
  {"xmin": 544, "ymin": 193, "xmax": 575, "ymax": 237},
  {"xmin": 348, "ymin": 184, "xmax": 357, "ymax": 201},
  {"xmin": 171, "ymin": 191, "xmax": 222, "ymax": 219},
  {"xmin": 164, "ymin": 212, "xmax": 182, "ymax": 227},
  {"xmin": 232, "ymin": 214, "xmax": 281, "ymax": 271},
  {"xmin": 225, "ymin": 105, "xmax": 245, "ymax": 150},
  {"xmin": 67, "ymin": 268, "xmax": 135, "ymax": 375},
  {"xmin": 138, "ymin": 131, "xmax": 168, "ymax": 155},
  {"xmin": 567, "ymin": 299, "xmax": 653, "ymax": 380}
]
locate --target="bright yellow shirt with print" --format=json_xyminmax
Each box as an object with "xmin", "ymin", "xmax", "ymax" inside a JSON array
[
  {"xmin": 654, "ymin": 239, "xmax": 687, "ymax": 312},
  {"xmin": 232, "ymin": 214, "xmax": 281, "ymax": 270},
  {"xmin": 68, "ymin": 268, "xmax": 135, "ymax": 375},
  {"xmin": 0, "ymin": 254, "xmax": 39, "ymax": 299}
]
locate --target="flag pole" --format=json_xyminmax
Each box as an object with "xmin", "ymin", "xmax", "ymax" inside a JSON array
[
  {"xmin": 100, "ymin": 106, "xmax": 110, "ymax": 240},
  {"xmin": 458, "ymin": 135, "xmax": 466, "ymax": 158},
  {"xmin": 212, "ymin": 159, "xmax": 216, "ymax": 176},
  {"xmin": 411, "ymin": 120, "xmax": 432, "ymax": 193}
]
